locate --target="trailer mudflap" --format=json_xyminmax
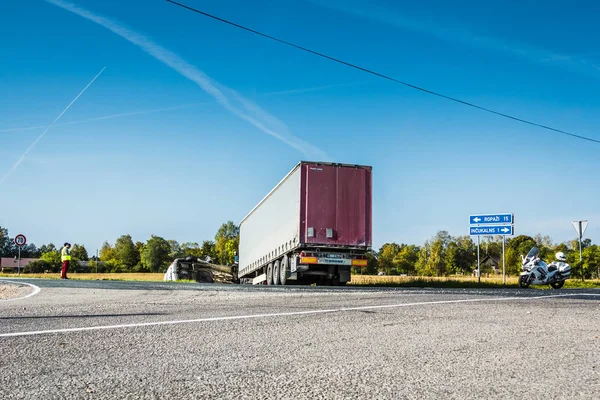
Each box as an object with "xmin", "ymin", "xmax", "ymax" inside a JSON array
[{"xmin": 252, "ymin": 273, "xmax": 267, "ymax": 285}]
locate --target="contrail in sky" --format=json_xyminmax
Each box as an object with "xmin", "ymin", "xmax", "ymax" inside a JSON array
[
  {"xmin": 44, "ymin": 0, "xmax": 327, "ymax": 159},
  {"xmin": 0, "ymin": 82, "xmax": 364, "ymax": 134},
  {"xmin": 311, "ymin": 0, "xmax": 600, "ymax": 77},
  {"xmin": 0, "ymin": 67, "xmax": 106, "ymax": 186},
  {"xmin": 0, "ymin": 102, "xmax": 212, "ymax": 133}
]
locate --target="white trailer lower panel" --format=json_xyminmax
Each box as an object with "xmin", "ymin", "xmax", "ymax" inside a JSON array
[{"xmin": 239, "ymin": 166, "xmax": 301, "ymax": 277}]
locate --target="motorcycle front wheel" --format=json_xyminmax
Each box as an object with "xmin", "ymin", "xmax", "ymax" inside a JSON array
[
  {"xmin": 550, "ymin": 280, "xmax": 565, "ymax": 289},
  {"xmin": 518, "ymin": 275, "xmax": 530, "ymax": 289}
]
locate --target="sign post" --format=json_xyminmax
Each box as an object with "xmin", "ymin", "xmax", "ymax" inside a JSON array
[
  {"xmin": 469, "ymin": 214, "xmax": 514, "ymax": 284},
  {"xmin": 476, "ymin": 236, "xmax": 480, "ymax": 282},
  {"xmin": 502, "ymin": 236, "xmax": 506, "ymax": 285},
  {"xmin": 571, "ymin": 220, "xmax": 589, "ymax": 282},
  {"xmin": 14, "ymin": 234, "xmax": 27, "ymax": 276}
]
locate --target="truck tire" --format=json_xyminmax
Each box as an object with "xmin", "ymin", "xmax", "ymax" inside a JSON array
[
  {"xmin": 273, "ymin": 260, "xmax": 281, "ymax": 285},
  {"xmin": 331, "ymin": 278, "xmax": 345, "ymax": 286},
  {"xmin": 266, "ymin": 263, "xmax": 273, "ymax": 285},
  {"xmin": 280, "ymin": 255, "xmax": 288, "ymax": 285},
  {"xmin": 316, "ymin": 277, "xmax": 331, "ymax": 286}
]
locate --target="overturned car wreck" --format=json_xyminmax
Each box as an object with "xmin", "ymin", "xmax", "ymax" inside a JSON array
[{"xmin": 163, "ymin": 257, "xmax": 238, "ymax": 284}]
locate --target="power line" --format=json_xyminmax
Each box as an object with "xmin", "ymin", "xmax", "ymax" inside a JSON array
[{"xmin": 166, "ymin": 0, "xmax": 600, "ymax": 144}]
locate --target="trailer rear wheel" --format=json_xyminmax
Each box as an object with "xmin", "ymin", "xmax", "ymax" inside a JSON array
[
  {"xmin": 316, "ymin": 277, "xmax": 332, "ymax": 286},
  {"xmin": 280, "ymin": 255, "xmax": 288, "ymax": 285},
  {"xmin": 266, "ymin": 263, "xmax": 273, "ymax": 285},
  {"xmin": 273, "ymin": 260, "xmax": 281, "ymax": 285}
]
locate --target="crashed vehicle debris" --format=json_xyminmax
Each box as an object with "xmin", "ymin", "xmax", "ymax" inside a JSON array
[{"xmin": 163, "ymin": 257, "xmax": 238, "ymax": 284}]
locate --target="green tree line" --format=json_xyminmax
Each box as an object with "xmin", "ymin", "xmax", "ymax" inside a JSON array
[
  {"xmin": 353, "ymin": 231, "xmax": 599, "ymax": 279},
  {"xmin": 0, "ymin": 222, "xmax": 239, "ymax": 274},
  {"xmin": 2, "ymin": 224, "xmax": 598, "ymax": 278}
]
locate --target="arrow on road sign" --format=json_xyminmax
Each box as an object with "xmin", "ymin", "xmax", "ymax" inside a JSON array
[
  {"xmin": 470, "ymin": 213, "xmax": 513, "ymax": 225},
  {"xmin": 470, "ymin": 225, "xmax": 514, "ymax": 236}
]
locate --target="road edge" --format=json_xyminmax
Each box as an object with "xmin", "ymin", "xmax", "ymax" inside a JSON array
[{"xmin": 0, "ymin": 280, "xmax": 41, "ymax": 302}]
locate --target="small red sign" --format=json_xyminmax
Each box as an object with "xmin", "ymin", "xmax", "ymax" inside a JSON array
[{"xmin": 14, "ymin": 234, "xmax": 27, "ymax": 247}]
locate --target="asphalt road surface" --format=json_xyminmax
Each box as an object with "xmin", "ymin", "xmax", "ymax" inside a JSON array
[{"xmin": 1, "ymin": 279, "xmax": 599, "ymax": 399}]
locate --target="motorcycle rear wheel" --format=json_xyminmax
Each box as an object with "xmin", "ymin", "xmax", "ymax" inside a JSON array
[
  {"xmin": 550, "ymin": 280, "xmax": 565, "ymax": 289},
  {"xmin": 518, "ymin": 275, "xmax": 530, "ymax": 289}
]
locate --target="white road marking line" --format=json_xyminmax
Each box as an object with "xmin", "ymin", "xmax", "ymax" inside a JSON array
[
  {"xmin": 0, "ymin": 293, "xmax": 597, "ymax": 338},
  {"xmin": 0, "ymin": 280, "xmax": 41, "ymax": 302}
]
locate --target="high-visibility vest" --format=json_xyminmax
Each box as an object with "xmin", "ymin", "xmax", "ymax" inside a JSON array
[{"xmin": 61, "ymin": 247, "xmax": 71, "ymax": 262}]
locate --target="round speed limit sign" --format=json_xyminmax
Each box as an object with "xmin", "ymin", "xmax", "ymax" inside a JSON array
[{"xmin": 14, "ymin": 234, "xmax": 27, "ymax": 247}]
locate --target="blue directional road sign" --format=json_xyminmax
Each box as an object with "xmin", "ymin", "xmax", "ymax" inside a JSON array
[
  {"xmin": 470, "ymin": 225, "xmax": 514, "ymax": 236},
  {"xmin": 470, "ymin": 213, "xmax": 513, "ymax": 225}
]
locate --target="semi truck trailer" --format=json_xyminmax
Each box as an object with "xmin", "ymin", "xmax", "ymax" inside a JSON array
[{"xmin": 238, "ymin": 161, "xmax": 372, "ymax": 285}]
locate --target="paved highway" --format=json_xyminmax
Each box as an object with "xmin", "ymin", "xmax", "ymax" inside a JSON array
[{"xmin": 1, "ymin": 279, "xmax": 599, "ymax": 399}]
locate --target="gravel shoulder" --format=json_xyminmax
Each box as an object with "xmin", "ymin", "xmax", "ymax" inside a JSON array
[{"xmin": 0, "ymin": 281, "xmax": 34, "ymax": 301}]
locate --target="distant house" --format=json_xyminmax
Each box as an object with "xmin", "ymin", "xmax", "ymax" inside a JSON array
[
  {"xmin": 0, "ymin": 257, "xmax": 40, "ymax": 272},
  {"xmin": 76, "ymin": 260, "xmax": 107, "ymax": 271},
  {"xmin": 481, "ymin": 255, "xmax": 501, "ymax": 274}
]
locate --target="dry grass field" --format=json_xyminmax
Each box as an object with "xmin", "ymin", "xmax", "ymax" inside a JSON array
[
  {"xmin": 1, "ymin": 272, "xmax": 598, "ymax": 288},
  {"xmin": 349, "ymin": 274, "xmax": 600, "ymax": 289},
  {"xmin": 350, "ymin": 274, "xmax": 518, "ymax": 285},
  {"xmin": 0, "ymin": 273, "xmax": 166, "ymax": 281}
]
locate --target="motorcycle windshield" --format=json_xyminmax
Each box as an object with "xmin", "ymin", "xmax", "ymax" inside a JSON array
[{"xmin": 526, "ymin": 247, "xmax": 540, "ymax": 258}]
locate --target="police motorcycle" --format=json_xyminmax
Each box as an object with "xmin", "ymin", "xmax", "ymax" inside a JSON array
[{"xmin": 519, "ymin": 247, "xmax": 571, "ymax": 289}]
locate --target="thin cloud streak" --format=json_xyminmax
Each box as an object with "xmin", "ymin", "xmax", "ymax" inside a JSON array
[
  {"xmin": 313, "ymin": 0, "xmax": 600, "ymax": 77},
  {"xmin": 45, "ymin": 0, "xmax": 327, "ymax": 159},
  {"xmin": 259, "ymin": 81, "xmax": 367, "ymax": 97},
  {"xmin": 0, "ymin": 102, "xmax": 211, "ymax": 133},
  {"xmin": 0, "ymin": 82, "xmax": 364, "ymax": 134},
  {"xmin": 0, "ymin": 67, "xmax": 106, "ymax": 186}
]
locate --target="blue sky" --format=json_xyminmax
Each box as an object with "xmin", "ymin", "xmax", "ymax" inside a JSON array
[{"xmin": 1, "ymin": 0, "xmax": 599, "ymax": 253}]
